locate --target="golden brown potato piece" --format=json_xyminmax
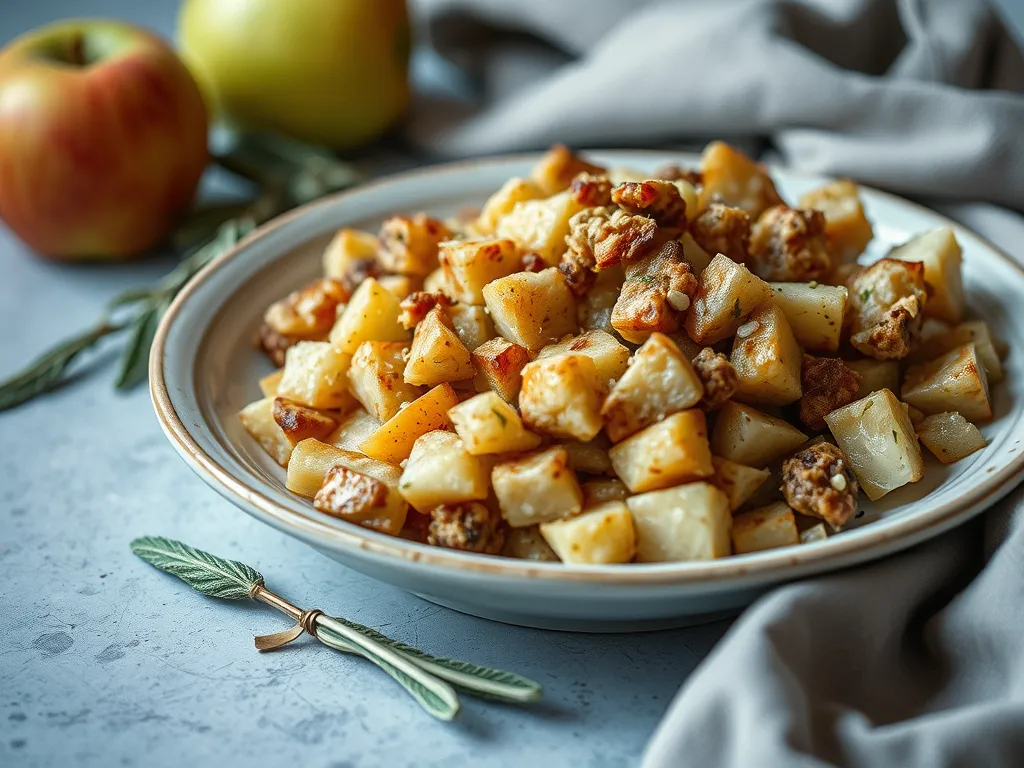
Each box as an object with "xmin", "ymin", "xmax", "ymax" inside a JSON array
[
  {"xmin": 692, "ymin": 347, "xmax": 739, "ymax": 409},
  {"xmin": 405, "ymin": 306, "xmax": 475, "ymax": 387},
  {"xmin": 732, "ymin": 502, "xmax": 800, "ymax": 554},
  {"xmin": 699, "ymin": 141, "xmax": 783, "ymax": 217},
  {"xmin": 537, "ymin": 330, "xmax": 631, "ymax": 387},
  {"xmin": 916, "ymin": 412, "xmax": 987, "ymax": 464},
  {"xmin": 519, "ymin": 354, "xmax": 606, "ymax": 441},
  {"xmin": 399, "ymin": 291, "xmax": 453, "ymax": 330},
  {"xmin": 609, "ymin": 410, "xmax": 714, "ymax": 493},
  {"xmin": 438, "ymin": 238, "xmax": 520, "ymax": 305},
  {"xmin": 239, "ymin": 398, "xmax": 294, "ymax": 466},
  {"xmin": 846, "ymin": 258, "xmax": 929, "ymax": 360},
  {"xmin": 683, "ymin": 253, "xmax": 774, "ymax": 344},
  {"xmin": 798, "ymin": 180, "xmax": 874, "ymax": 263},
  {"xmin": 888, "ymin": 228, "xmax": 964, "ymax": 324},
  {"xmin": 611, "ymin": 180, "xmax": 687, "ymax": 228},
  {"xmin": 730, "ymin": 304, "xmax": 803, "ymax": 407},
  {"xmin": 378, "ymin": 213, "xmax": 452, "ymax": 275},
  {"xmin": 798, "ymin": 355, "xmax": 861, "ymax": 430},
  {"xmin": 611, "ymin": 240, "xmax": 697, "ymax": 343},
  {"xmin": 477, "ymin": 177, "xmax": 545, "ymax": 234},
  {"xmin": 483, "ymin": 268, "xmax": 578, "ymax": 351},
  {"xmin": 472, "ymin": 336, "xmax": 531, "ymax": 403},
  {"xmin": 781, "ymin": 443, "xmax": 860, "ymax": 529},
  {"xmin": 902, "ymin": 343, "xmax": 992, "ymax": 422},
  {"xmin": 322, "ymin": 228, "xmax": 381, "ymax": 281},
  {"xmin": 531, "ymin": 144, "xmax": 606, "ymax": 195},
  {"xmin": 313, "ymin": 464, "xmax": 408, "ymax": 535},
  {"xmin": 428, "ymin": 502, "xmax": 506, "ymax": 554},
  {"xmin": 689, "ymin": 203, "xmax": 750, "ymax": 264},
  {"xmin": 263, "ymin": 277, "xmax": 349, "ymax": 339},
  {"xmin": 272, "ymin": 397, "xmax": 339, "ymax": 445},
  {"xmin": 348, "ymin": 341, "xmax": 423, "ymax": 423},
  {"xmin": 748, "ymin": 206, "xmax": 831, "ymax": 282},
  {"xmin": 492, "ymin": 446, "xmax": 584, "ymax": 528}
]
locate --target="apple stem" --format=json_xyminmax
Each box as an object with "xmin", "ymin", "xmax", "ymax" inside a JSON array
[{"xmin": 68, "ymin": 33, "xmax": 87, "ymax": 67}]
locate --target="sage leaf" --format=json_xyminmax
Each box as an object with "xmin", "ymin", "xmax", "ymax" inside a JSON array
[
  {"xmin": 114, "ymin": 298, "xmax": 169, "ymax": 390},
  {"xmin": 130, "ymin": 536, "xmax": 263, "ymax": 600}
]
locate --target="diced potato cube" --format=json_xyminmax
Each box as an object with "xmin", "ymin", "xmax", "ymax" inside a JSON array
[
  {"xmin": 286, "ymin": 439, "xmax": 401, "ymax": 500},
  {"xmin": 909, "ymin": 321, "xmax": 1003, "ymax": 384},
  {"xmin": 492, "ymin": 446, "xmax": 583, "ymax": 528},
  {"xmin": 582, "ymin": 478, "xmax": 630, "ymax": 507},
  {"xmin": 679, "ymin": 231, "xmax": 712, "ymax": 276},
  {"xmin": 602, "ymin": 333, "xmax": 704, "ymax": 442},
  {"xmin": 448, "ymin": 392, "xmax": 542, "ymax": 455},
  {"xmin": 824, "ymin": 389, "xmax": 924, "ymax": 501},
  {"xmin": 916, "ymin": 412, "xmax": 987, "ymax": 464},
  {"xmin": 731, "ymin": 502, "xmax": 799, "ymax": 554},
  {"xmin": 576, "ymin": 266, "xmax": 624, "ymax": 336},
  {"xmin": 348, "ymin": 341, "xmax": 423, "ymax": 422},
  {"xmin": 699, "ymin": 141, "xmax": 783, "ymax": 217},
  {"xmin": 422, "ymin": 267, "xmax": 450, "ymax": 296},
  {"xmin": 798, "ymin": 180, "xmax": 873, "ymax": 262},
  {"xmin": 768, "ymin": 282, "xmax": 847, "ymax": 352},
  {"xmin": 562, "ymin": 440, "xmax": 612, "ymax": 475},
  {"xmin": 477, "ymin": 177, "xmax": 546, "ymax": 234},
  {"xmin": 328, "ymin": 409, "xmax": 380, "ymax": 452},
  {"xmin": 529, "ymin": 144, "xmax": 605, "ymax": 196},
  {"xmin": 322, "ymin": 228, "xmax": 380, "ymax": 280},
  {"xmin": 314, "ymin": 462, "xmax": 408, "ymax": 535},
  {"xmin": 731, "ymin": 304, "xmax": 803, "ymax": 406},
  {"xmin": 710, "ymin": 457, "xmax": 771, "ymax": 511},
  {"xmin": 272, "ymin": 397, "xmax": 338, "ymax": 445},
  {"xmin": 609, "ymin": 410, "xmax": 714, "ymax": 493},
  {"xmin": 447, "ymin": 304, "xmax": 495, "ymax": 352},
  {"xmin": 405, "ymin": 307, "xmax": 475, "ymax": 387},
  {"xmin": 359, "ymin": 384, "xmax": 460, "ymax": 464},
  {"xmin": 537, "ymin": 330, "xmax": 630, "ymax": 387},
  {"xmin": 627, "ymin": 482, "xmax": 732, "ymax": 562},
  {"xmin": 711, "ymin": 401, "xmax": 808, "ymax": 468},
  {"xmin": 495, "ymin": 191, "xmax": 586, "ymax": 266},
  {"xmin": 502, "ymin": 526, "xmax": 558, "ymax": 561},
  {"xmin": 846, "ymin": 358, "xmax": 900, "ymax": 400},
  {"xmin": 329, "ymin": 278, "xmax": 408, "ymax": 354},
  {"xmin": 277, "ymin": 341, "xmax": 355, "ymax": 410},
  {"xmin": 259, "ymin": 369, "xmax": 284, "ymax": 397},
  {"xmin": 397, "ymin": 431, "xmax": 491, "ymax": 512},
  {"xmin": 439, "ymin": 238, "xmax": 520, "ymax": 304},
  {"xmin": 902, "ymin": 343, "xmax": 992, "ymax": 422},
  {"xmin": 800, "ymin": 523, "xmax": 829, "ymax": 544},
  {"xmin": 378, "ymin": 214, "xmax": 450, "ymax": 276},
  {"xmin": 540, "ymin": 502, "xmax": 636, "ymax": 565},
  {"xmin": 683, "ymin": 253, "xmax": 774, "ymax": 344},
  {"xmin": 483, "ymin": 268, "xmax": 578, "ymax": 351},
  {"xmin": 377, "ymin": 274, "xmax": 420, "ymax": 301},
  {"xmin": 239, "ymin": 398, "xmax": 294, "ymax": 466},
  {"xmin": 519, "ymin": 354, "xmax": 606, "ymax": 441},
  {"xmin": 888, "ymin": 228, "xmax": 964, "ymax": 323},
  {"xmin": 472, "ymin": 337, "xmax": 531, "ymax": 402}
]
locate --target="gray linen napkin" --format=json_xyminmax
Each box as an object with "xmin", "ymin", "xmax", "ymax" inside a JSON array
[{"xmin": 410, "ymin": 0, "xmax": 1024, "ymax": 765}]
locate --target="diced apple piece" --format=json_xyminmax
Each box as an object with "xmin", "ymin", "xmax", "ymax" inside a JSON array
[
  {"xmin": 397, "ymin": 431, "xmax": 491, "ymax": 512},
  {"xmin": 609, "ymin": 410, "xmax": 714, "ymax": 493},
  {"xmin": 769, "ymin": 282, "xmax": 847, "ymax": 352},
  {"xmin": 495, "ymin": 190, "xmax": 586, "ymax": 266},
  {"xmin": 846, "ymin": 358, "xmax": 900, "ymax": 400},
  {"xmin": 492, "ymin": 446, "xmax": 583, "ymax": 528},
  {"xmin": 404, "ymin": 307, "xmax": 475, "ymax": 387},
  {"xmin": 730, "ymin": 303, "xmax": 803, "ymax": 406},
  {"xmin": 537, "ymin": 330, "xmax": 630, "ymax": 388},
  {"xmin": 314, "ymin": 462, "xmax": 408, "ymax": 535},
  {"xmin": 916, "ymin": 412, "xmax": 987, "ymax": 464},
  {"xmin": 800, "ymin": 523, "xmax": 829, "ymax": 544},
  {"xmin": 472, "ymin": 337, "xmax": 531, "ymax": 403},
  {"xmin": 627, "ymin": 482, "xmax": 732, "ymax": 562},
  {"xmin": 582, "ymin": 478, "xmax": 630, "ymax": 507},
  {"xmin": 902, "ymin": 343, "xmax": 992, "ymax": 422},
  {"xmin": 699, "ymin": 141, "xmax": 783, "ymax": 217},
  {"xmin": 438, "ymin": 238, "xmax": 520, "ymax": 304},
  {"xmin": 540, "ymin": 502, "xmax": 636, "ymax": 565},
  {"xmin": 824, "ymin": 388, "xmax": 924, "ymax": 501},
  {"xmin": 731, "ymin": 502, "xmax": 799, "ymax": 554},
  {"xmin": 683, "ymin": 253, "xmax": 774, "ymax": 344},
  {"xmin": 329, "ymin": 278, "xmax": 408, "ymax": 354},
  {"xmin": 798, "ymin": 180, "xmax": 873, "ymax": 262},
  {"xmin": 277, "ymin": 341, "xmax": 355, "ymax": 410},
  {"xmin": 561, "ymin": 440, "xmax": 612, "ymax": 476},
  {"xmin": 519, "ymin": 354, "xmax": 606, "ymax": 441},
  {"xmin": 483, "ymin": 268, "xmax": 578, "ymax": 351},
  {"xmin": 239, "ymin": 398, "xmax": 294, "ymax": 466},
  {"xmin": 888, "ymin": 228, "xmax": 964, "ymax": 323},
  {"xmin": 601, "ymin": 333, "xmax": 704, "ymax": 442},
  {"xmin": 477, "ymin": 177, "xmax": 546, "ymax": 234},
  {"xmin": 711, "ymin": 401, "xmax": 808, "ymax": 467},
  {"xmin": 328, "ymin": 409, "xmax": 380, "ymax": 452},
  {"xmin": 909, "ymin": 321, "xmax": 1003, "ymax": 384},
  {"xmin": 447, "ymin": 303, "xmax": 495, "ymax": 353},
  {"xmin": 502, "ymin": 526, "xmax": 559, "ymax": 561},
  {"xmin": 710, "ymin": 457, "xmax": 771, "ymax": 511},
  {"xmin": 679, "ymin": 231, "xmax": 712, "ymax": 276},
  {"xmin": 322, "ymin": 228, "xmax": 380, "ymax": 280},
  {"xmin": 259, "ymin": 369, "xmax": 284, "ymax": 398},
  {"xmin": 448, "ymin": 391, "xmax": 542, "ymax": 455},
  {"xmin": 348, "ymin": 341, "xmax": 423, "ymax": 422},
  {"xmin": 359, "ymin": 384, "xmax": 460, "ymax": 464}
]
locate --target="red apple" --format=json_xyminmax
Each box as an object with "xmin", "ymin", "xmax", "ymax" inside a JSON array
[{"xmin": 0, "ymin": 20, "xmax": 209, "ymax": 259}]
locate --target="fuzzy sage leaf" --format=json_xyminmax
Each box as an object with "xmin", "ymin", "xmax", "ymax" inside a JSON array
[{"xmin": 130, "ymin": 536, "xmax": 263, "ymax": 600}]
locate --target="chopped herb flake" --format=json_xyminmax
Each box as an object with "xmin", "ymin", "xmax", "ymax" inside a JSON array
[
  {"xmin": 492, "ymin": 408, "xmax": 508, "ymax": 427},
  {"xmin": 732, "ymin": 299, "xmax": 742, "ymax": 318},
  {"xmin": 892, "ymin": 429, "xmax": 898, "ymax": 443},
  {"xmin": 860, "ymin": 288, "xmax": 872, "ymax": 303}
]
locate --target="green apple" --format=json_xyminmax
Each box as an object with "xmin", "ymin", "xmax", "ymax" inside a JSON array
[
  {"xmin": 179, "ymin": 0, "xmax": 411, "ymax": 149},
  {"xmin": 0, "ymin": 20, "xmax": 209, "ymax": 259}
]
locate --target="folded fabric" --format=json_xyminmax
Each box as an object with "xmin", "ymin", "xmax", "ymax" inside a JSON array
[{"xmin": 409, "ymin": 0, "xmax": 1024, "ymax": 765}]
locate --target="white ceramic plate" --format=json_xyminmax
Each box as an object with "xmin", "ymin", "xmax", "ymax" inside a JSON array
[{"xmin": 151, "ymin": 151, "xmax": 1024, "ymax": 631}]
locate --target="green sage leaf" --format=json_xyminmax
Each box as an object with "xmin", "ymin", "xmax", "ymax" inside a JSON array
[{"xmin": 130, "ymin": 536, "xmax": 263, "ymax": 600}]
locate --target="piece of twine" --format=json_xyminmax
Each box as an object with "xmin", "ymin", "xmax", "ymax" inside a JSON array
[{"xmin": 249, "ymin": 583, "xmax": 326, "ymax": 651}]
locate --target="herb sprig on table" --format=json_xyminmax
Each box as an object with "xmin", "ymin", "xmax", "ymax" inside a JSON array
[{"xmin": 0, "ymin": 134, "xmax": 361, "ymax": 412}]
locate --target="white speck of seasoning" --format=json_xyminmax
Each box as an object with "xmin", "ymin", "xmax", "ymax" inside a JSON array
[
  {"xmin": 667, "ymin": 290, "xmax": 690, "ymax": 312},
  {"xmin": 736, "ymin": 320, "xmax": 760, "ymax": 338},
  {"xmin": 398, "ymin": 401, "xmax": 411, "ymax": 410},
  {"xmin": 400, "ymin": 459, "xmax": 409, "ymax": 468},
  {"xmin": 830, "ymin": 474, "xmax": 847, "ymax": 491}
]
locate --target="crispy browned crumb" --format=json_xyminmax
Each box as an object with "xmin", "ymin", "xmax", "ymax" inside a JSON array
[
  {"xmin": 748, "ymin": 206, "xmax": 832, "ymax": 281},
  {"xmin": 611, "ymin": 180, "xmax": 687, "ymax": 228},
  {"xmin": 561, "ymin": 207, "xmax": 658, "ymax": 295},
  {"xmin": 379, "ymin": 213, "xmax": 452, "ymax": 275},
  {"xmin": 611, "ymin": 240, "xmax": 697, "ymax": 339},
  {"xmin": 399, "ymin": 291, "xmax": 454, "ymax": 330},
  {"xmin": 653, "ymin": 164, "xmax": 703, "ymax": 186},
  {"xmin": 798, "ymin": 355, "xmax": 861, "ymax": 430},
  {"xmin": 692, "ymin": 347, "xmax": 739, "ymax": 409},
  {"xmin": 689, "ymin": 203, "xmax": 751, "ymax": 264},
  {"xmin": 569, "ymin": 172, "xmax": 613, "ymax": 207},
  {"xmin": 263, "ymin": 277, "xmax": 349, "ymax": 338},
  {"xmin": 846, "ymin": 258, "xmax": 929, "ymax": 360},
  {"xmin": 782, "ymin": 443, "xmax": 859, "ymax": 529},
  {"xmin": 257, "ymin": 323, "xmax": 298, "ymax": 367},
  {"xmin": 427, "ymin": 502, "xmax": 506, "ymax": 554},
  {"xmin": 520, "ymin": 252, "xmax": 547, "ymax": 273},
  {"xmin": 272, "ymin": 397, "xmax": 339, "ymax": 443},
  {"xmin": 314, "ymin": 466, "xmax": 389, "ymax": 519}
]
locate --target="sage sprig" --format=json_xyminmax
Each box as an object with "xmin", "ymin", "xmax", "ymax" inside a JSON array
[
  {"xmin": 130, "ymin": 535, "xmax": 542, "ymax": 721},
  {"xmin": 0, "ymin": 134, "xmax": 360, "ymax": 413}
]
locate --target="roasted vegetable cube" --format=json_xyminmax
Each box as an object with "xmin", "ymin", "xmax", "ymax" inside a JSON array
[
  {"xmin": 314, "ymin": 462, "xmax": 408, "ymax": 535},
  {"xmin": 359, "ymin": 384, "xmax": 460, "ymax": 464},
  {"xmin": 448, "ymin": 392, "xmax": 542, "ymax": 455},
  {"xmin": 439, "ymin": 238, "xmax": 520, "ymax": 305},
  {"xmin": 699, "ymin": 141, "xmax": 783, "ymax": 217},
  {"xmin": 477, "ymin": 177, "xmax": 545, "ymax": 234},
  {"xmin": 328, "ymin": 409, "xmax": 380, "ymax": 452},
  {"xmin": 277, "ymin": 341, "xmax": 355, "ymax": 410},
  {"xmin": 769, "ymin": 282, "xmax": 847, "ymax": 353},
  {"xmin": 627, "ymin": 482, "xmax": 732, "ymax": 562},
  {"xmin": 239, "ymin": 398, "xmax": 294, "ymax": 467},
  {"xmin": 405, "ymin": 307, "xmax": 475, "ymax": 387},
  {"xmin": 519, "ymin": 354, "xmax": 606, "ymax": 441},
  {"xmin": 916, "ymin": 412, "xmax": 987, "ymax": 464},
  {"xmin": 902, "ymin": 343, "xmax": 992, "ymax": 422},
  {"xmin": 731, "ymin": 502, "xmax": 799, "ymax": 554},
  {"xmin": 537, "ymin": 330, "xmax": 630, "ymax": 387},
  {"xmin": 540, "ymin": 502, "xmax": 636, "ymax": 565},
  {"xmin": 272, "ymin": 397, "xmax": 338, "ymax": 445},
  {"xmin": 888, "ymin": 228, "xmax": 964, "ymax": 323},
  {"xmin": 398, "ymin": 431, "xmax": 491, "ymax": 512},
  {"xmin": 711, "ymin": 401, "xmax": 808, "ymax": 468},
  {"xmin": 378, "ymin": 213, "xmax": 451, "ymax": 275},
  {"xmin": 710, "ymin": 457, "xmax": 771, "ymax": 511},
  {"xmin": 609, "ymin": 410, "xmax": 714, "ymax": 493},
  {"xmin": 492, "ymin": 447, "xmax": 583, "ymax": 528},
  {"xmin": 322, "ymin": 228, "xmax": 380, "ymax": 280},
  {"xmin": 798, "ymin": 179, "xmax": 873, "ymax": 263},
  {"xmin": 495, "ymin": 191, "xmax": 586, "ymax": 266},
  {"xmin": 472, "ymin": 337, "xmax": 531, "ymax": 403},
  {"xmin": 329, "ymin": 277, "xmax": 408, "ymax": 354},
  {"xmin": 683, "ymin": 253, "xmax": 774, "ymax": 344},
  {"xmin": 348, "ymin": 341, "xmax": 423, "ymax": 422},
  {"xmin": 483, "ymin": 268, "xmax": 578, "ymax": 351},
  {"xmin": 731, "ymin": 304, "xmax": 803, "ymax": 406}
]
